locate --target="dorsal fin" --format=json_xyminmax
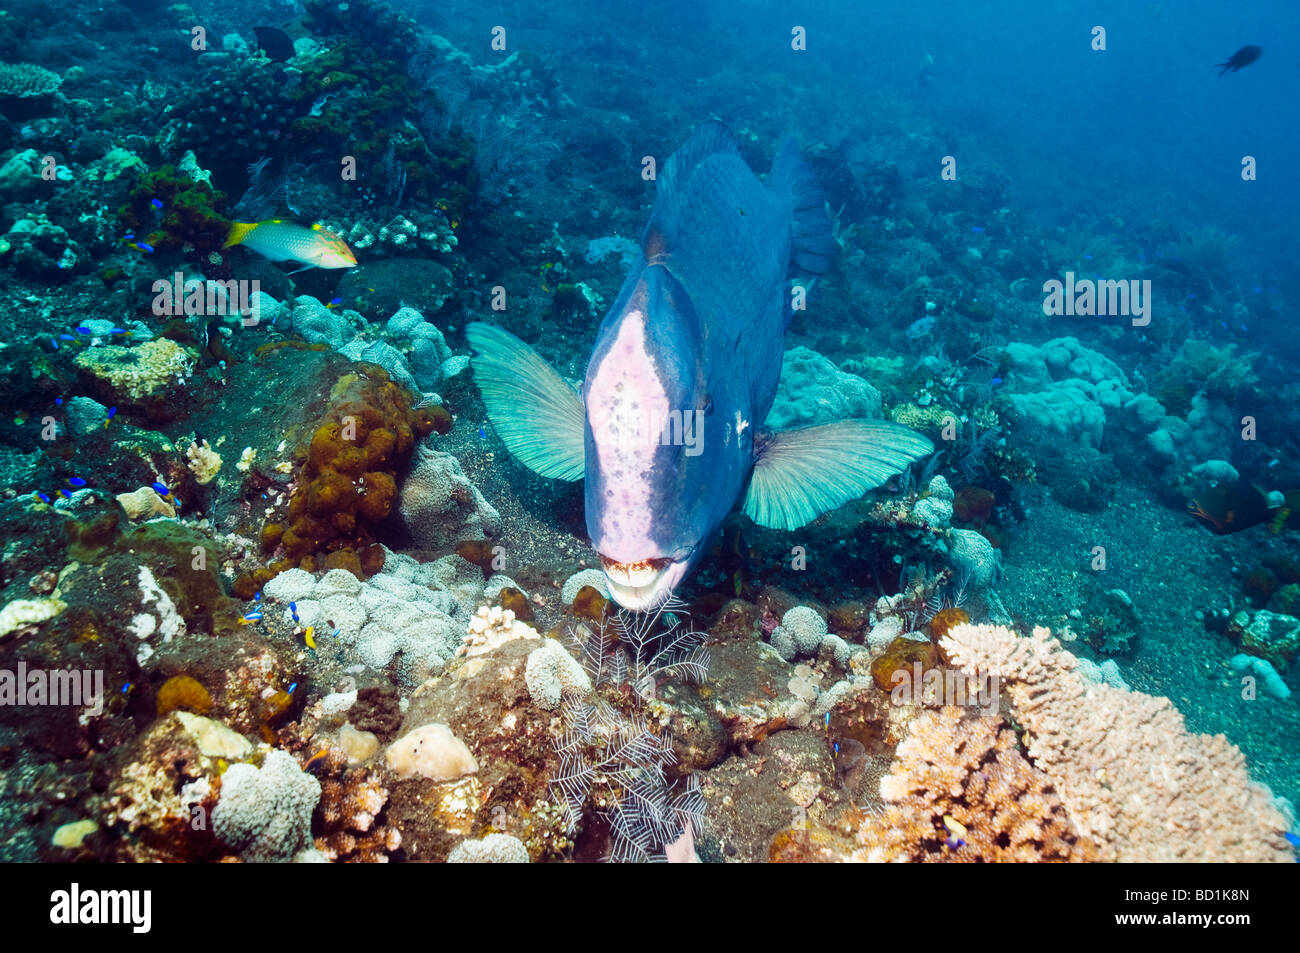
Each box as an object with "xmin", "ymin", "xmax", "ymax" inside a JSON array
[{"xmin": 641, "ymin": 121, "xmax": 741, "ymax": 259}]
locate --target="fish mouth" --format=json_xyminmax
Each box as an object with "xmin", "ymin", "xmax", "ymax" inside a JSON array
[{"xmin": 599, "ymin": 555, "xmax": 681, "ymax": 611}]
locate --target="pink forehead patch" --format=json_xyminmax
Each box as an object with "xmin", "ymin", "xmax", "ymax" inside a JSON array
[{"xmin": 586, "ymin": 309, "xmax": 669, "ymax": 559}]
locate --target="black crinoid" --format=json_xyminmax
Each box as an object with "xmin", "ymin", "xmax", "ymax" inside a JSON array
[{"xmin": 550, "ymin": 596, "xmax": 709, "ymax": 862}]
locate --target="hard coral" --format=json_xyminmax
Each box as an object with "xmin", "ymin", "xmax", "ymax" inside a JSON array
[
  {"xmin": 0, "ymin": 62, "xmax": 61, "ymax": 97},
  {"xmin": 185, "ymin": 439, "xmax": 222, "ymax": 485},
  {"xmin": 100, "ymin": 712, "xmax": 227, "ymax": 862},
  {"xmin": 313, "ymin": 750, "xmax": 401, "ymax": 862},
  {"xmin": 398, "ymin": 444, "xmax": 501, "ymax": 550},
  {"xmin": 858, "ymin": 706, "xmax": 1098, "ymax": 862},
  {"xmin": 212, "ymin": 749, "xmax": 321, "ymax": 862},
  {"xmin": 941, "ymin": 623, "xmax": 1295, "ymax": 862},
  {"xmin": 74, "ymin": 339, "xmax": 197, "ymax": 419}
]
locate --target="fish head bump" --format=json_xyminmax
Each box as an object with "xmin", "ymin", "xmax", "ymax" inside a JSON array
[{"xmin": 583, "ymin": 264, "xmax": 750, "ymax": 610}]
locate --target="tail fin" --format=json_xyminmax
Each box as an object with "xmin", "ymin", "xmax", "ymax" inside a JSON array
[
  {"xmin": 224, "ymin": 222, "xmax": 257, "ymax": 249},
  {"xmin": 768, "ymin": 138, "xmax": 835, "ymax": 274}
]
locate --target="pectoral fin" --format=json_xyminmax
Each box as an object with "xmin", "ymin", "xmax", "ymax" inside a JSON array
[
  {"xmin": 466, "ymin": 322, "xmax": 586, "ymax": 481},
  {"xmin": 744, "ymin": 419, "xmax": 934, "ymax": 530}
]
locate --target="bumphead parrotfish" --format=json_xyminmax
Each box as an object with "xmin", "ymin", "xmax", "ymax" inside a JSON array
[{"xmin": 469, "ymin": 122, "xmax": 933, "ymax": 609}]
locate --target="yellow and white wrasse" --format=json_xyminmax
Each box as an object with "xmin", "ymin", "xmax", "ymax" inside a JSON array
[{"xmin": 224, "ymin": 220, "xmax": 357, "ymax": 272}]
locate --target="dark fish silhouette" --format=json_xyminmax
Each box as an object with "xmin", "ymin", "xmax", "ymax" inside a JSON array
[
  {"xmin": 254, "ymin": 26, "xmax": 295, "ymax": 63},
  {"xmin": 1216, "ymin": 45, "xmax": 1262, "ymax": 75},
  {"xmin": 1189, "ymin": 478, "xmax": 1271, "ymax": 534}
]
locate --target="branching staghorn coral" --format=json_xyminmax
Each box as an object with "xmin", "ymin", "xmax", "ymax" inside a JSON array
[
  {"xmin": 856, "ymin": 705, "xmax": 1099, "ymax": 862},
  {"xmin": 940, "ymin": 623, "xmax": 1295, "ymax": 862}
]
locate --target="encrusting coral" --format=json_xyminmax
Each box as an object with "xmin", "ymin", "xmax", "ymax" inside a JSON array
[
  {"xmin": 74, "ymin": 338, "xmax": 196, "ymax": 406},
  {"xmin": 940, "ymin": 623, "xmax": 1295, "ymax": 862},
  {"xmin": 310, "ymin": 748, "xmax": 401, "ymax": 862}
]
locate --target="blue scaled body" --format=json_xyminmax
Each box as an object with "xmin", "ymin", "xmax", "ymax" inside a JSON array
[{"xmin": 470, "ymin": 123, "xmax": 932, "ymax": 609}]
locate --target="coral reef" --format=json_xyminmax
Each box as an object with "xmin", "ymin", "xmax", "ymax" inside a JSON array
[
  {"xmin": 253, "ymin": 365, "xmax": 441, "ymax": 581},
  {"xmin": 858, "ymin": 706, "xmax": 1099, "ymax": 862},
  {"xmin": 397, "ymin": 444, "xmax": 501, "ymax": 550},
  {"xmin": 0, "ymin": 0, "xmax": 1296, "ymax": 871},
  {"xmin": 212, "ymin": 749, "xmax": 322, "ymax": 862},
  {"xmin": 940, "ymin": 623, "xmax": 1294, "ymax": 861}
]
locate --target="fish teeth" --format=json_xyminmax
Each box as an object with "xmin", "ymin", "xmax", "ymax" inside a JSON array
[
  {"xmin": 600, "ymin": 556, "xmax": 677, "ymax": 610},
  {"xmin": 600, "ymin": 556, "xmax": 666, "ymax": 588},
  {"xmin": 605, "ymin": 577, "xmax": 671, "ymax": 613}
]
